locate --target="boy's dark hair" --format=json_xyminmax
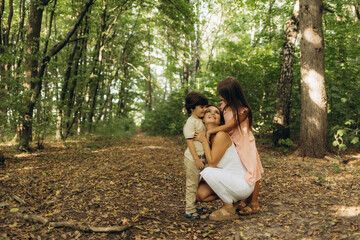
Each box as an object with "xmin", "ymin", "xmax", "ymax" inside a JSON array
[{"xmin": 185, "ymin": 92, "xmax": 208, "ymax": 114}]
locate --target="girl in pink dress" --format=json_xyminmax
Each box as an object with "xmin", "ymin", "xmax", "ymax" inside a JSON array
[{"xmin": 206, "ymin": 77, "xmax": 264, "ymax": 214}]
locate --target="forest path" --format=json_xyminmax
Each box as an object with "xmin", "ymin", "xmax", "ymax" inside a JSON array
[{"xmin": 0, "ymin": 132, "xmax": 359, "ymax": 239}]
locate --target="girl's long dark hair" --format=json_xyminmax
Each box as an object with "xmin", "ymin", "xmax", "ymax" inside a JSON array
[{"xmin": 217, "ymin": 77, "xmax": 253, "ymax": 130}]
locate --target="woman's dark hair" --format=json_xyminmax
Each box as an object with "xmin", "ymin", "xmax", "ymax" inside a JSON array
[
  {"xmin": 217, "ymin": 77, "xmax": 253, "ymax": 129},
  {"xmin": 185, "ymin": 92, "xmax": 208, "ymax": 114},
  {"xmin": 206, "ymin": 104, "xmax": 225, "ymax": 126}
]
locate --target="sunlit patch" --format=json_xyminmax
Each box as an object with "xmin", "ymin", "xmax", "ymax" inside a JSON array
[
  {"xmin": 303, "ymin": 69, "xmax": 325, "ymax": 108},
  {"xmin": 304, "ymin": 28, "xmax": 322, "ymax": 46},
  {"xmin": 143, "ymin": 146, "xmax": 163, "ymax": 149},
  {"xmin": 330, "ymin": 205, "xmax": 360, "ymax": 217},
  {"xmin": 14, "ymin": 153, "xmax": 40, "ymax": 158},
  {"xmin": 16, "ymin": 166, "xmax": 39, "ymax": 171}
]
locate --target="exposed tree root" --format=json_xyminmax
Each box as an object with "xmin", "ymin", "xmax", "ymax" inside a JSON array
[{"xmin": 16, "ymin": 213, "xmax": 132, "ymax": 233}]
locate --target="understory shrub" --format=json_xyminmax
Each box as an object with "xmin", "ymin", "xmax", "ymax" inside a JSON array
[{"xmin": 141, "ymin": 91, "xmax": 187, "ymax": 136}]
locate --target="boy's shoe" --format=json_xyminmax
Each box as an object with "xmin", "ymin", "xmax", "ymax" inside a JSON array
[
  {"xmin": 196, "ymin": 207, "xmax": 209, "ymax": 214},
  {"xmin": 184, "ymin": 212, "xmax": 208, "ymax": 220}
]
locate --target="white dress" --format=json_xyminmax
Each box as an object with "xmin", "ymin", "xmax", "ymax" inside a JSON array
[{"xmin": 200, "ymin": 142, "xmax": 255, "ymax": 204}]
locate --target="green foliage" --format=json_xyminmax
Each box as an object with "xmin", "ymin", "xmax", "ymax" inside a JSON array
[
  {"xmin": 331, "ymin": 121, "xmax": 359, "ymax": 152},
  {"xmin": 93, "ymin": 118, "xmax": 136, "ymax": 139},
  {"xmin": 278, "ymin": 138, "xmax": 294, "ymax": 147},
  {"xmin": 141, "ymin": 91, "xmax": 187, "ymax": 136}
]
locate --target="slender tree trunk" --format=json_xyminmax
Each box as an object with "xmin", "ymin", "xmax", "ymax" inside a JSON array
[
  {"xmin": 183, "ymin": 60, "xmax": 189, "ymax": 94},
  {"xmin": 298, "ymin": 0, "xmax": 328, "ymax": 157},
  {"xmin": 56, "ymin": 40, "xmax": 78, "ymax": 140},
  {"xmin": 273, "ymin": 0, "xmax": 300, "ymax": 144},
  {"xmin": 88, "ymin": 1, "xmax": 107, "ymax": 133},
  {"xmin": 147, "ymin": 25, "xmax": 152, "ymax": 111},
  {"xmin": 355, "ymin": 0, "xmax": 360, "ymax": 20},
  {"xmin": 0, "ymin": 0, "xmax": 6, "ymax": 133}
]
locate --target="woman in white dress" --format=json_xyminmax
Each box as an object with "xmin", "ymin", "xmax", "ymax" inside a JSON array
[{"xmin": 195, "ymin": 105, "xmax": 255, "ymax": 220}]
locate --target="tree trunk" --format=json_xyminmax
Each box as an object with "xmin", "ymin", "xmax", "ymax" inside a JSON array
[
  {"xmin": 355, "ymin": 0, "xmax": 360, "ymax": 20},
  {"xmin": 273, "ymin": 0, "xmax": 300, "ymax": 144},
  {"xmin": 20, "ymin": 0, "xmax": 49, "ymax": 150},
  {"xmin": 88, "ymin": 1, "xmax": 107, "ymax": 133},
  {"xmin": 298, "ymin": 0, "xmax": 328, "ymax": 157},
  {"xmin": 147, "ymin": 25, "xmax": 152, "ymax": 111},
  {"xmin": 56, "ymin": 40, "xmax": 78, "ymax": 140},
  {"xmin": 183, "ymin": 60, "xmax": 189, "ymax": 94}
]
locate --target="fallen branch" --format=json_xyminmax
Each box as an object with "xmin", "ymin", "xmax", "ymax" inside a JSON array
[
  {"xmin": 16, "ymin": 213, "xmax": 132, "ymax": 233},
  {"xmin": 12, "ymin": 195, "xmax": 26, "ymax": 204}
]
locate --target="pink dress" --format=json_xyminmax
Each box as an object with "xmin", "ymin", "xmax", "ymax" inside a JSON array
[{"xmin": 221, "ymin": 103, "xmax": 264, "ymax": 186}]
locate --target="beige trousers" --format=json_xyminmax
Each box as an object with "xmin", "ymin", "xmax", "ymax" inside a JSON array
[{"xmin": 184, "ymin": 157, "xmax": 200, "ymax": 214}]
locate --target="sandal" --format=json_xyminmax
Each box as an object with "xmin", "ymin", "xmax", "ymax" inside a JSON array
[
  {"xmin": 209, "ymin": 207, "xmax": 238, "ymax": 221},
  {"xmin": 184, "ymin": 212, "xmax": 207, "ymax": 220},
  {"xmin": 234, "ymin": 200, "xmax": 247, "ymax": 211},
  {"xmin": 238, "ymin": 205, "xmax": 260, "ymax": 215}
]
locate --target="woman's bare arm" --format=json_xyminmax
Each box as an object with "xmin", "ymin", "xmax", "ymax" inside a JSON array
[
  {"xmin": 195, "ymin": 131, "xmax": 232, "ymax": 167},
  {"xmin": 208, "ymin": 132, "xmax": 232, "ymax": 167}
]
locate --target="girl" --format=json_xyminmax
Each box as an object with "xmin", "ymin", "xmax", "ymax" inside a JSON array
[{"xmin": 206, "ymin": 77, "xmax": 264, "ymax": 215}]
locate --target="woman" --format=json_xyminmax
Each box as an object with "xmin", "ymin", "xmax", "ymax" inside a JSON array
[{"xmin": 195, "ymin": 105, "xmax": 255, "ymax": 221}]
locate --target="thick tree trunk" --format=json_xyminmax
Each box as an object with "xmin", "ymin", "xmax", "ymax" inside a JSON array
[
  {"xmin": 298, "ymin": 0, "xmax": 328, "ymax": 157},
  {"xmin": 273, "ymin": 0, "xmax": 300, "ymax": 144},
  {"xmin": 20, "ymin": 0, "xmax": 48, "ymax": 150}
]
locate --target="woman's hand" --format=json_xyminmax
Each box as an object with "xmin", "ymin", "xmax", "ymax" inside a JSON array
[
  {"xmin": 205, "ymin": 129, "xmax": 214, "ymax": 141},
  {"xmin": 194, "ymin": 131, "xmax": 206, "ymax": 143}
]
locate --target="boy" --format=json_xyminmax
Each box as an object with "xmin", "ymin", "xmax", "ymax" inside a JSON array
[{"xmin": 183, "ymin": 92, "xmax": 208, "ymax": 220}]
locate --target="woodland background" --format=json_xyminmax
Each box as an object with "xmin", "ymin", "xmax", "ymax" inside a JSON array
[{"xmin": 0, "ymin": 0, "xmax": 359, "ymax": 154}]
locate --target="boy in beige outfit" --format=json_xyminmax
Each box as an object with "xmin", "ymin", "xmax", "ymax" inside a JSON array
[{"xmin": 183, "ymin": 92, "xmax": 208, "ymax": 220}]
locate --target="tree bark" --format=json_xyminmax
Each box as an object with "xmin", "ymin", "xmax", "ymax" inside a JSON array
[
  {"xmin": 20, "ymin": 0, "xmax": 50, "ymax": 150},
  {"xmin": 56, "ymin": 40, "xmax": 78, "ymax": 140},
  {"xmin": 183, "ymin": 59, "xmax": 189, "ymax": 94},
  {"xmin": 355, "ymin": 0, "xmax": 360, "ymax": 20},
  {"xmin": 147, "ymin": 25, "xmax": 152, "ymax": 111},
  {"xmin": 19, "ymin": 0, "xmax": 94, "ymax": 150},
  {"xmin": 298, "ymin": 0, "xmax": 328, "ymax": 157},
  {"xmin": 88, "ymin": 2, "xmax": 107, "ymax": 133},
  {"xmin": 273, "ymin": 0, "xmax": 300, "ymax": 144}
]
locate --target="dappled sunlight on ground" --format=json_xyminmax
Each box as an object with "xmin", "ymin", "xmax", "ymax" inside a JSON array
[{"xmin": 330, "ymin": 205, "xmax": 360, "ymax": 217}]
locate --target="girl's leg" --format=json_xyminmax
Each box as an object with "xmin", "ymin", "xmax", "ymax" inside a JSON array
[
  {"xmin": 196, "ymin": 181, "xmax": 218, "ymax": 202},
  {"xmin": 238, "ymin": 181, "xmax": 260, "ymax": 214},
  {"xmin": 248, "ymin": 181, "xmax": 260, "ymax": 208}
]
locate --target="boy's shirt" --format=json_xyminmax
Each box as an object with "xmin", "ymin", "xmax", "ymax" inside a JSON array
[{"xmin": 183, "ymin": 116, "xmax": 205, "ymax": 160}]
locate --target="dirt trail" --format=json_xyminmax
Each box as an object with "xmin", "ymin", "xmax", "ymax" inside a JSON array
[{"xmin": 0, "ymin": 133, "xmax": 359, "ymax": 239}]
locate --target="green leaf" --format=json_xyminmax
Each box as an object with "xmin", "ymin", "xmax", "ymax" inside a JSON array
[
  {"xmin": 10, "ymin": 208, "xmax": 19, "ymax": 213},
  {"xmin": 351, "ymin": 137, "xmax": 359, "ymax": 144},
  {"xmin": 339, "ymin": 144, "xmax": 347, "ymax": 151},
  {"xmin": 337, "ymin": 129, "xmax": 346, "ymax": 137}
]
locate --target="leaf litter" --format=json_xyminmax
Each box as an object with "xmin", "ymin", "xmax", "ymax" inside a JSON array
[{"xmin": 0, "ymin": 132, "xmax": 359, "ymax": 239}]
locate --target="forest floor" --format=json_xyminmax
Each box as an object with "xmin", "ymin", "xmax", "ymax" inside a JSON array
[{"xmin": 0, "ymin": 131, "xmax": 359, "ymax": 240}]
